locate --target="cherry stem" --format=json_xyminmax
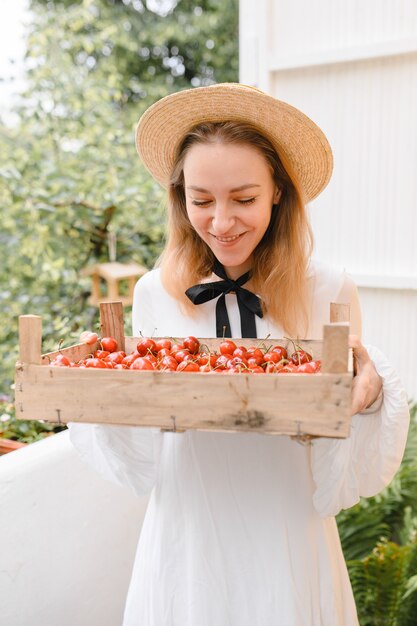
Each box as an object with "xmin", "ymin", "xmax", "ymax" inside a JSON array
[{"xmin": 256, "ymin": 333, "xmax": 271, "ymax": 352}]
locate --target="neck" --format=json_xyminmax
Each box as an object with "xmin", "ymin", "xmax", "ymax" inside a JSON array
[{"xmin": 219, "ymin": 261, "xmax": 253, "ymax": 282}]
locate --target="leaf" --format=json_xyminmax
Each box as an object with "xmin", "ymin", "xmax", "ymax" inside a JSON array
[{"xmin": 402, "ymin": 575, "xmax": 417, "ymax": 600}]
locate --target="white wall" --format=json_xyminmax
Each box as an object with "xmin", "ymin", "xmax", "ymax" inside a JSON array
[
  {"xmin": 239, "ymin": 0, "xmax": 417, "ymax": 399},
  {"xmin": 0, "ymin": 432, "xmax": 148, "ymax": 626}
]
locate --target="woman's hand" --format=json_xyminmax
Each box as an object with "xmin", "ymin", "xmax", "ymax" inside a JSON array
[{"xmin": 350, "ymin": 335, "xmax": 383, "ymax": 415}]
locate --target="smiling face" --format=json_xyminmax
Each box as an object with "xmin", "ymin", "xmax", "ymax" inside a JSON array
[{"xmin": 183, "ymin": 142, "xmax": 280, "ymax": 280}]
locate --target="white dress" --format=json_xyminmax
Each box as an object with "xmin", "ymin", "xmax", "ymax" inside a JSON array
[{"xmin": 68, "ymin": 260, "xmax": 410, "ymax": 626}]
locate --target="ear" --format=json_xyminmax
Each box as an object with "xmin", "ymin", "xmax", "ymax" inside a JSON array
[{"xmin": 273, "ymin": 188, "xmax": 282, "ymax": 204}]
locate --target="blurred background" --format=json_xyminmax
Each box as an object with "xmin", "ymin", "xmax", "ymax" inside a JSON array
[
  {"xmin": 1, "ymin": 2, "xmax": 417, "ymax": 625},
  {"xmin": 1, "ymin": 0, "xmax": 416, "ymax": 403},
  {"xmin": 0, "ymin": 0, "xmax": 238, "ymax": 400}
]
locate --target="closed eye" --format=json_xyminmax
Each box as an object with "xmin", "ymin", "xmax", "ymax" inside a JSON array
[
  {"xmin": 191, "ymin": 197, "xmax": 256, "ymax": 207},
  {"xmin": 191, "ymin": 200, "xmax": 212, "ymax": 206},
  {"xmin": 238, "ymin": 197, "xmax": 256, "ymax": 205}
]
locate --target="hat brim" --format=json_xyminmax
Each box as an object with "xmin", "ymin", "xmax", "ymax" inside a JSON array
[{"xmin": 135, "ymin": 83, "xmax": 333, "ymax": 202}]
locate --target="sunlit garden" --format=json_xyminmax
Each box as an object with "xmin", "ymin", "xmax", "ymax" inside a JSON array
[{"xmin": 1, "ymin": 1, "xmax": 416, "ymax": 624}]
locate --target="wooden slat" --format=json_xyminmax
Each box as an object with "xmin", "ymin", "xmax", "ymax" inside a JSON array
[
  {"xmin": 41, "ymin": 342, "xmax": 100, "ymax": 364},
  {"xmin": 99, "ymin": 302, "xmax": 125, "ymax": 352},
  {"xmin": 321, "ymin": 324, "xmax": 349, "ymax": 373},
  {"xmin": 329, "ymin": 302, "xmax": 352, "ymax": 372},
  {"xmin": 15, "ymin": 364, "xmax": 351, "ymax": 438},
  {"xmin": 18, "ymin": 315, "xmax": 42, "ymax": 365}
]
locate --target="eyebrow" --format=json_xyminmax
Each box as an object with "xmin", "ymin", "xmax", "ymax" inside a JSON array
[{"xmin": 186, "ymin": 184, "xmax": 261, "ymax": 193}]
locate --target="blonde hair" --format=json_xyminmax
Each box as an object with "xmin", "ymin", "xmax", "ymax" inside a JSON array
[{"xmin": 158, "ymin": 122, "xmax": 313, "ymax": 337}]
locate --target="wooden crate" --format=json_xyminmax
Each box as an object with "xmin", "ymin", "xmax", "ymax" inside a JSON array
[{"xmin": 15, "ymin": 302, "xmax": 352, "ymax": 438}]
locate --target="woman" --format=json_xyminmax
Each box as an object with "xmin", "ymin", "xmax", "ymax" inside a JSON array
[{"xmin": 69, "ymin": 83, "xmax": 409, "ymax": 625}]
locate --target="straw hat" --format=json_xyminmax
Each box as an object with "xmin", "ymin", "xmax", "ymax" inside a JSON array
[{"xmin": 135, "ymin": 83, "xmax": 333, "ymax": 202}]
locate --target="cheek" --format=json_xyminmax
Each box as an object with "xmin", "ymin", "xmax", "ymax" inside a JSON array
[
  {"xmin": 250, "ymin": 206, "xmax": 272, "ymax": 232},
  {"xmin": 186, "ymin": 206, "xmax": 207, "ymax": 232}
]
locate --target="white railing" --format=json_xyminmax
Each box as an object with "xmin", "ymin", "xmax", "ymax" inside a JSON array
[{"xmin": 0, "ymin": 431, "xmax": 148, "ymax": 626}]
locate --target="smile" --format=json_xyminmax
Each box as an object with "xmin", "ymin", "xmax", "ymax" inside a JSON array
[{"xmin": 212, "ymin": 233, "xmax": 244, "ymax": 242}]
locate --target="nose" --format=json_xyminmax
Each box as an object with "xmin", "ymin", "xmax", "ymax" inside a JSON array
[{"xmin": 211, "ymin": 201, "xmax": 235, "ymax": 234}]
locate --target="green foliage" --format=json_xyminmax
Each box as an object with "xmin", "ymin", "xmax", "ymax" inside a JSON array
[
  {"xmin": 347, "ymin": 538, "xmax": 417, "ymax": 626},
  {"xmin": 337, "ymin": 404, "xmax": 417, "ymax": 625},
  {"xmin": 0, "ymin": 396, "xmax": 66, "ymax": 444},
  {"xmin": 0, "ymin": 0, "xmax": 238, "ymax": 397},
  {"xmin": 30, "ymin": 0, "xmax": 239, "ymax": 101}
]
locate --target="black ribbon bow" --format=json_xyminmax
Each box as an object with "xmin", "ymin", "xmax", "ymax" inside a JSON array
[{"xmin": 185, "ymin": 260, "xmax": 263, "ymax": 338}]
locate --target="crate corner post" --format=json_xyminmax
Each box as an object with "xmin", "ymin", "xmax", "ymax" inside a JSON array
[
  {"xmin": 18, "ymin": 314, "xmax": 43, "ymax": 365},
  {"xmin": 99, "ymin": 301, "xmax": 125, "ymax": 352},
  {"xmin": 322, "ymin": 302, "xmax": 350, "ymax": 373},
  {"xmin": 15, "ymin": 314, "xmax": 43, "ymax": 422}
]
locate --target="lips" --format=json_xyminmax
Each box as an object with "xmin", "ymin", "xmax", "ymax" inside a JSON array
[{"xmin": 211, "ymin": 233, "xmax": 245, "ymax": 243}]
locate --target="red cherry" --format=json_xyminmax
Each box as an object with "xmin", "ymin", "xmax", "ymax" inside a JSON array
[
  {"xmin": 136, "ymin": 338, "xmax": 157, "ymax": 356},
  {"xmin": 79, "ymin": 331, "xmax": 99, "ymax": 345},
  {"xmin": 170, "ymin": 343, "xmax": 185, "ymax": 355},
  {"xmin": 183, "ymin": 336, "xmax": 200, "ymax": 354},
  {"xmin": 271, "ymin": 346, "xmax": 288, "ymax": 360},
  {"xmin": 219, "ymin": 340, "xmax": 237, "ymax": 356},
  {"xmin": 232, "ymin": 346, "xmax": 247, "ymax": 359},
  {"xmin": 84, "ymin": 357, "xmax": 108, "ymax": 369},
  {"xmin": 228, "ymin": 356, "xmax": 249, "ymax": 369},
  {"xmin": 101, "ymin": 337, "xmax": 118, "ymax": 353},
  {"xmin": 263, "ymin": 351, "xmax": 280, "ymax": 364},
  {"xmin": 177, "ymin": 360, "xmax": 200, "ymax": 372},
  {"xmin": 122, "ymin": 352, "xmax": 140, "ymax": 367},
  {"xmin": 198, "ymin": 353, "xmax": 218, "ymax": 367},
  {"xmin": 94, "ymin": 350, "xmax": 110, "ymax": 359},
  {"xmin": 106, "ymin": 351, "xmax": 126, "ymax": 365},
  {"xmin": 215, "ymin": 354, "xmax": 231, "ymax": 369},
  {"xmin": 290, "ymin": 350, "xmax": 312, "ymax": 365},
  {"xmin": 154, "ymin": 338, "xmax": 172, "ymax": 352},
  {"xmin": 158, "ymin": 356, "xmax": 178, "ymax": 371},
  {"xmin": 156, "ymin": 348, "xmax": 172, "ymax": 362},
  {"xmin": 174, "ymin": 349, "xmax": 191, "ymax": 363},
  {"xmin": 279, "ymin": 362, "xmax": 297, "ymax": 374},
  {"xmin": 246, "ymin": 348, "xmax": 264, "ymax": 365},
  {"xmin": 50, "ymin": 354, "xmax": 71, "ymax": 367},
  {"xmin": 130, "ymin": 357, "xmax": 155, "ymax": 370},
  {"xmin": 297, "ymin": 360, "xmax": 321, "ymax": 373}
]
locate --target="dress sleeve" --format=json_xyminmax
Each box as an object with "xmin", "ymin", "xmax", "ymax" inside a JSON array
[
  {"xmin": 310, "ymin": 344, "xmax": 410, "ymax": 518},
  {"xmin": 68, "ymin": 271, "xmax": 162, "ymax": 497},
  {"xmin": 132, "ymin": 270, "xmax": 157, "ymax": 337},
  {"xmin": 68, "ymin": 423, "xmax": 161, "ymax": 496}
]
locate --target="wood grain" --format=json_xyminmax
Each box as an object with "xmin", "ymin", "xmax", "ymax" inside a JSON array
[
  {"xmin": 15, "ymin": 364, "xmax": 351, "ymax": 437},
  {"xmin": 18, "ymin": 315, "xmax": 42, "ymax": 365},
  {"xmin": 99, "ymin": 302, "xmax": 125, "ymax": 352},
  {"xmin": 321, "ymin": 324, "xmax": 349, "ymax": 374}
]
